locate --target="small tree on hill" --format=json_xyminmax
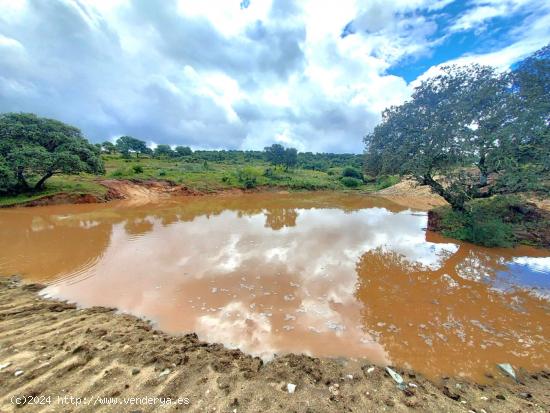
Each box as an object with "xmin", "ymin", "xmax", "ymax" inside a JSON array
[
  {"xmin": 264, "ymin": 144, "xmax": 298, "ymax": 170},
  {"xmin": 115, "ymin": 136, "xmax": 148, "ymax": 158},
  {"xmin": 102, "ymin": 141, "xmax": 116, "ymax": 154},
  {"xmin": 175, "ymin": 146, "xmax": 193, "ymax": 157},
  {"xmin": 154, "ymin": 144, "xmax": 174, "ymax": 158}
]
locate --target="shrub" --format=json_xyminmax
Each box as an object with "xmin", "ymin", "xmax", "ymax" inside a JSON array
[
  {"xmin": 375, "ymin": 175, "xmax": 399, "ymax": 190},
  {"xmin": 341, "ymin": 177, "xmax": 362, "ymax": 188},
  {"xmin": 436, "ymin": 196, "xmax": 526, "ymax": 247},
  {"xmin": 289, "ymin": 178, "xmax": 333, "ymax": 190},
  {"xmin": 110, "ymin": 168, "xmax": 128, "ymax": 177},
  {"xmin": 342, "ymin": 167, "xmax": 363, "ymax": 180},
  {"xmin": 236, "ymin": 167, "xmax": 260, "ymax": 189},
  {"xmin": 132, "ymin": 165, "xmax": 144, "ymax": 174},
  {"xmin": 158, "ymin": 169, "xmax": 167, "ymax": 177}
]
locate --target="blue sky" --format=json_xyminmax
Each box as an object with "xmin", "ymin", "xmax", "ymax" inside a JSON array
[{"xmin": 0, "ymin": 0, "xmax": 549, "ymax": 153}]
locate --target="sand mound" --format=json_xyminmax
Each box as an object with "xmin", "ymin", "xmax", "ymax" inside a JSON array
[{"xmin": 375, "ymin": 179, "xmax": 447, "ymax": 211}]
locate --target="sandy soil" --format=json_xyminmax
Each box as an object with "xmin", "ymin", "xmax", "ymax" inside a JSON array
[
  {"xmin": 1, "ymin": 277, "xmax": 548, "ymax": 413},
  {"xmin": 374, "ymin": 179, "xmax": 448, "ymax": 210}
]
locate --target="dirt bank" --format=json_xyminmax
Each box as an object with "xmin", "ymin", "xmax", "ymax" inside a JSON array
[
  {"xmin": 1, "ymin": 277, "xmax": 548, "ymax": 412},
  {"xmin": 5, "ymin": 180, "xmax": 289, "ymax": 208},
  {"xmin": 374, "ymin": 179, "xmax": 448, "ymax": 210},
  {"xmin": 98, "ymin": 179, "xmax": 203, "ymax": 204}
]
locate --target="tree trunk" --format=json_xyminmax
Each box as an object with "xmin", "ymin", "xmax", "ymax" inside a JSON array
[
  {"xmin": 478, "ymin": 155, "xmax": 488, "ymax": 186},
  {"xmin": 421, "ymin": 174, "xmax": 466, "ymax": 211},
  {"xmin": 16, "ymin": 167, "xmax": 29, "ymax": 190},
  {"xmin": 34, "ymin": 172, "xmax": 53, "ymax": 191}
]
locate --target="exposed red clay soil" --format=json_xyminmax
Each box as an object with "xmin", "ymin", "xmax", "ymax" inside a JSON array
[{"xmin": 5, "ymin": 180, "xmax": 290, "ymax": 208}]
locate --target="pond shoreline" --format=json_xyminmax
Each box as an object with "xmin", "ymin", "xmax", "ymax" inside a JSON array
[
  {"xmin": 1, "ymin": 276, "xmax": 548, "ymax": 412},
  {"xmin": 1, "ymin": 179, "xmax": 361, "ymax": 208}
]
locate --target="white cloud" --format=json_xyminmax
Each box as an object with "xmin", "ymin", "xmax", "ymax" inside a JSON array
[{"xmin": 0, "ymin": 0, "xmax": 548, "ymax": 152}]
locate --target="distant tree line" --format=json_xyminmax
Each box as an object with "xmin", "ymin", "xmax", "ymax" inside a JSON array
[
  {"xmin": 0, "ymin": 113, "xmax": 363, "ymax": 195},
  {"xmin": 102, "ymin": 137, "xmax": 362, "ymax": 171}
]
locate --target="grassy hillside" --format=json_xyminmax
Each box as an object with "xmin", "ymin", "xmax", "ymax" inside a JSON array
[{"xmin": 0, "ymin": 154, "xmax": 396, "ymax": 206}]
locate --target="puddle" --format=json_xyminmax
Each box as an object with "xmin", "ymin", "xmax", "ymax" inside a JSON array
[{"xmin": 0, "ymin": 192, "xmax": 548, "ymax": 381}]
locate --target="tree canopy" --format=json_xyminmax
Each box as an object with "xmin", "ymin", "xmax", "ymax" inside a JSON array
[
  {"xmin": 264, "ymin": 144, "xmax": 298, "ymax": 170},
  {"xmin": 115, "ymin": 135, "xmax": 148, "ymax": 158},
  {"xmin": 0, "ymin": 113, "xmax": 104, "ymax": 193},
  {"xmin": 175, "ymin": 146, "xmax": 193, "ymax": 157},
  {"xmin": 364, "ymin": 46, "xmax": 549, "ymax": 210},
  {"xmin": 154, "ymin": 144, "xmax": 174, "ymax": 158}
]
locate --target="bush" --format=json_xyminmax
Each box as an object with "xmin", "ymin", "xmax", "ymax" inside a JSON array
[
  {"xmin": 158, "ymin": 169, "xmax": 167, "ymax": 177},
  {"xmin": 341, "ymin": 177, "xmax": 362, "ymax": 188},
  {"xmin": 375, "ymin": 175, "xmax": 399, "ymax": 190},
  {"xmin": 132, "ymin": 165, "xmax": 144, "ymax": 174},
  {"xmin": 236, "ymin": 167, "xmax": 260, "ymax": 189},
  {"xmin": 289, "ymin": 178, "xmax": 333, "ymax": 190},
  {"xmin": 110, "ymin": 168, "xmax": 128, "ymax": 177},
  {"xmin": 263, "ymin": 167, "xmax": 286, "ymax": 181},
  {"xmin": 342, "ymin": 167, "xmax": 363, "ymax": 180},
  {"xmin": 436, "ymin": 196, "xmax": 526, "ymax": 247}
]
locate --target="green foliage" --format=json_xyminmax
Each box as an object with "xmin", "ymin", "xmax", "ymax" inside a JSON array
[
  {"xmin": 158, "ymin": 169, "xmax": 167, "ymax": 177},
  {"xmin": 0, "ymin": 113, "xmax": 104, "ymax": 194},
  {"xmin": 364, "ymin": 46, "xmax": 550, "ymax": 210},
  {"xmin": 115, "ymin": 136, "xmax": 148, "ymax": 158},
  {"xmin": 436, "ymin": 196, "xmax": 534, "ymax": 247},
  {"xmin": 264, "ymin": 144, "xmax": 298, "ymax": 170},
  {"xmin": 132, "ymin": 164, "xmax": 144, "ymax": 174},
  {"xmin": 288, "ymin": 178, "xmax": 335, "ymax": 190},
  {"xmin": 154, "ymin": 144, "xmax": 174, "ymax": 158},
  {"xmin": 102, "ymin": 141, "xmax": 116, "ymax": 154},
  {"xmin": 375, "ymin": 175, "xmax": 399, "ymax": 190},
  {"xmin": 235, "ymin": 167, "xmax": 260, "ymax": 189},
  {"xmin": 341, "ymin": 177, "xmax": 362, "ymax": 188},
  {"xmin": 174, "ymin": 146, "xmax": 193, "ymax": 157},
  {"xmin": 110, "ymin": 167, "xmax": 128, "ymax": 177},
  {"xmin": 0, "ymin": 156, "xmax": 16, "ymax": 193},
  {"xmin": 341, "ymin": 167, "xmax": 363, "ymax": 180}
]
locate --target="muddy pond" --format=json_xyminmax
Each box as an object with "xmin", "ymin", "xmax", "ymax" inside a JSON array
[{"xmin": 1, "ymin": 192, "xmax": 548, "ymax": 382}]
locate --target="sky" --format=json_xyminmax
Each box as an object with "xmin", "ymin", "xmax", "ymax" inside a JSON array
[{"xmin": 0, "ymin": 0, "xmax": 549, "ymax": 153}]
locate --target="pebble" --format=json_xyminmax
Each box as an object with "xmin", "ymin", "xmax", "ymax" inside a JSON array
[
  {"xmin": 408, "ymin": 383, "xmax": 418, "ymax": 388},
  {"xmin": 0, "ymin": 362, "xmax": 11, "ymax": 370},
  {"xmin": 366, "ymin": 367, "xmax": 375, "ymax": 373},
  {"xmin": 287, "ymin": 383, "xmax": 296, "ymax": 394},
  {"xmin": 159, "ymin": 369, "xmax": 170, "ymax": 377},
  {"xmin": 345, "ymin": 374, "xmax": 353, "ymax": 380},
  {"xmin": 131, "ymin": 368, "xmax": 140, "ymax": 375},
  {"xmin": 14, "ymin": 370, "xmax": 24, "ymax": 377}
]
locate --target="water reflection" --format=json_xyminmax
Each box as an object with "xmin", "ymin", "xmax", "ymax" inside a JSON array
[{"xmin": 0, "ymin": 192, "xmax": 548, "ymax": 381}]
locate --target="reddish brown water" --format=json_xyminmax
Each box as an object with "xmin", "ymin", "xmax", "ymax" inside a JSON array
[{"xmin": 1, "ymin": 192, "xmax": 549, "ymax": 381}]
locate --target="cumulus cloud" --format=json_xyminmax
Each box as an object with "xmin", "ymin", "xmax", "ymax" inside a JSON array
[{"xmin": 0, "ymin": 0, "xmax": 548, "ymax": 152}]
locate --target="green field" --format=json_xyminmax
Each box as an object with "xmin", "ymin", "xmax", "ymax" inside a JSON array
[{"xmin": 0, "ymin": 154, "xmax": 395, "ymax": 207}]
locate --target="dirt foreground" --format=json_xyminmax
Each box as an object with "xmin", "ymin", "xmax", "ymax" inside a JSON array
[{"xmin": 1, "ymin": 277, "xmax": 548, "ymax": 413}]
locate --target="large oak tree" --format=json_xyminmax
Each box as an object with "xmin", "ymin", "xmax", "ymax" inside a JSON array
[
  {"xmin": 0, "ymin": 113, "xmax": 104, "ymax": 193},
  {"xmin": 364, "ymin": 47, "xmax": 549, "ymax": 211}
]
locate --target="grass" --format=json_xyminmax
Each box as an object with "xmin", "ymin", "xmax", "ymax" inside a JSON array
[
  {"xmin": 103, "ymin": 155, "xmax": 376, "ymax": 192},
  {"xmin": 0, "ymin": 175, "xmax": 107, "ymax": 207},
  {"xmin": 0, "ymin": 155, "xmax": 379, "ymax": 206}
]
